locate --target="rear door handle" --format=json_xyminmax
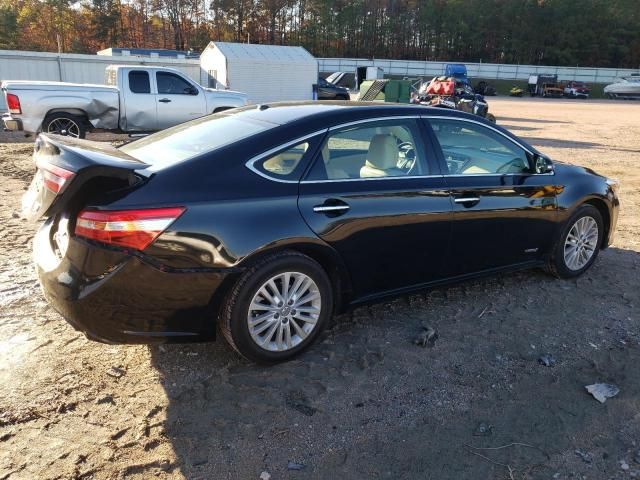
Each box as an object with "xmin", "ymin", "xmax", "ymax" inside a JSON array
[
  {"xmin": 313, "ymin": 205, "xmax": 350, "ymax": 213},
  {"xmin": 453, "ymin": 197, "xmax": 480, "ymax": 204},
  {"xmin": 313, "ymin": 199, "xmax": 350, "ymax": 215},
  {"xmin": 158, "ymin": 98, "xmax": 171, "ymax": 103}
]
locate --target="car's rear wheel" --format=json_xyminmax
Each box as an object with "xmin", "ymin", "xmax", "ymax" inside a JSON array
[
  {"xmin": 43, "ymin": 112, "xmax": 86, "ymax": 139},
  {"xmin": 548, "ymin": 204, "xmax": 603, "ymax": 278},
  {"xmin": 220, "ymin": 251, "xmax": 333, "ymax": 363}
]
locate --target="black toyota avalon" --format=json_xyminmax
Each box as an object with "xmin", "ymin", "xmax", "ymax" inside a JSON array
[{"xmin": 24, "ymin": 102, "xmax": 619, "ymax": 363}]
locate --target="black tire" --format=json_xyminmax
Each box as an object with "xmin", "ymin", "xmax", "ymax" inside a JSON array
[
  {"xmin": 337, "ymin": 94, "xmax": 350, "ymax": 101},
  {"xmin": 42, "ymin": 112, "xmax": 87, "ymax": 139},
  {"xmin": 548, "ymin": 204, "xmax": 603, "ymax": 278},
  {"xmin": 220, "ymin": 251, "xmax": 333, "ymax": 363}
]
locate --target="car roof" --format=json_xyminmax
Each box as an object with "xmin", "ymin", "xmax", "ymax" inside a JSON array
[{"xmin": 230, "ymin": 101, "xmax": 481, "ymax": 127}]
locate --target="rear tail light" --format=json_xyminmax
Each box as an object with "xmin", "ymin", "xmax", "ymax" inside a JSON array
[
  {"xmin": 74, "ymin": 207, "xmax": 185, "ymax": 250},
  {"xmin": 6, "ymin": 93, "xmax": 21, "ymax": 114},
  {"xmin": 36, "ymin": 160, "xmax": 75, "ymax": 194}
]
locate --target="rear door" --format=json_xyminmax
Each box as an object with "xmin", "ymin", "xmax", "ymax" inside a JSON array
[
  {"xmin": 297, "ymin": 117, "xmax": 452, "ymax": 300},
  {"xmin": 424, "ymin": 116, "xmax": 558, "ymax": 276},
  {"xmin": 122, "ymin": 69, "xmax": 158, "ymax": 131},
  {"xmin": 154, "ymin": 70, "xmax": 206, "ymax": 129}
]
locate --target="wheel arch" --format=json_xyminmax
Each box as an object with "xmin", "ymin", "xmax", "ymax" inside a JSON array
[
  {"xmin": 583, "ymin": 197, "xmax": 611, "ymax": 249},
  {"xmin": 237, "ymin": 241, "xmax": 354, "ymax": 314},
  {"xmin": 41, "ymin": 109, "xmax": 90, "ymax": 131}
]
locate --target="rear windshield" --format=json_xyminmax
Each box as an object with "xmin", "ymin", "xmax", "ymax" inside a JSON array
[{"xmin": 120, "ymin": 113, "xmax": 276, "ymax": 170}]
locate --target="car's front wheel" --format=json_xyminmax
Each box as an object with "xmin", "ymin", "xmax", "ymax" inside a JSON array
[
  {"xmin": 549, "ymin": 204, "xmax": 603, "ymax": 278},
  {"xmin": 220, "ymin": 251, "xmax": 333, "ymax": 363}
]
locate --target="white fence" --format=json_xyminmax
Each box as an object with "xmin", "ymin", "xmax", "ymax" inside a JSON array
[
  {"xmin": 0, "ymin": 49, "xmax": 202, "ymax": 111},
  {"xmin": 318, "ymin": 58, "xmax": 639, "ymax": 84}
]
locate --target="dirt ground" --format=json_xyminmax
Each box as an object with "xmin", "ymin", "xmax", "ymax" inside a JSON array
[{"xmin": 1, "ymin": 98, "xmax": 639, "ymax": 480}]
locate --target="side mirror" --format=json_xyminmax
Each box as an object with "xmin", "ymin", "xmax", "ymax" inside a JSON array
[
  {"xmin": 534, "ymin": 154, "xmax": 554, "ymax": 174},
  {"xmin": 185, "ymin": 86, "xmax": 198, "ymax": 95}
]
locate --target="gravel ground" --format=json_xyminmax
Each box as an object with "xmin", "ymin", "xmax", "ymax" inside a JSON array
[{"xmin": 0, "ymin": 98, "xmax": 639, "ymax": 480}]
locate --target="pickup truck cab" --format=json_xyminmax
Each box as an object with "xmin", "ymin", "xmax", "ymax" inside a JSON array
[{"xmin": 2, "ymin": 65, "xmax": 249, "ymax": 138}]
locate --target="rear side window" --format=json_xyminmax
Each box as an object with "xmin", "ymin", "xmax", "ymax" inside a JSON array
[
  {"xmin": 259, "ymin": 142, "xmax": 309, "ymax": 177},
  {"xmin": 129, "ymin": 71, "xmax": 150, "ymax": 94}
]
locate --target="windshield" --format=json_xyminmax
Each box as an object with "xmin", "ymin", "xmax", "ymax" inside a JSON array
[{"xmin": 120, "ymin": 112, "xmax": 276, "ymax": 170}]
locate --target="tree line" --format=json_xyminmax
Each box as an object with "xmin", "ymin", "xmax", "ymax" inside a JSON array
[{"xmin": 0, "ymin": 0, "xmax": 639, "ymax": 68}]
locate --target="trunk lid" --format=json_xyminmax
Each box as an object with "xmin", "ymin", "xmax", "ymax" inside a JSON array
[{"xmin": 22, "ymin": 134, "xmax": 149, "ymax": 221}]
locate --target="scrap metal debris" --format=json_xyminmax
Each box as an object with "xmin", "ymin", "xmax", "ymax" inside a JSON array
[
  {"xmin": 287, "ymin": 461, "xmax": 305, "ymax": 471},
  {"xmin": 414, "ymin": 325, "xmax": 438, "ymax": 348},
  {"xmin": 538, "ymin": 354, "xmax": 556, "ymax": 367},
  {"xmin": 585, "ymin": 383, "xmax": 620, "ymax": 403},
  {"xmin": 575, "ymin": 449, "xmax": 593, "ymax": 463}
]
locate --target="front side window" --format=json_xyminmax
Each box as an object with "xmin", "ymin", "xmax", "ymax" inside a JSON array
[
  {"xmin": 129, "ymin": 71, "xmax": 150, "ymax": 94},
  {"xmin": 430, "ymin": 119, "xmax": 532, "ymax": 175},
  {"xmin": 306, "ymin": 119, "xmax": 427, "ymax": 181},
  {"xmin": 157, "ymin": 72, "xmax": 196, "ymax": 95}
]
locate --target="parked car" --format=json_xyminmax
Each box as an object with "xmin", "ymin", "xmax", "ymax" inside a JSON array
[
  {"xmin": 564, "ymin": 81, "xmax": 590, "ymax": 98},
  {"xmin": 317, "ymin": 77, "xmax": 350, "ymax": 100},
  {"xmin": 25, "ymin": 103, "xmax": 619, "ymax": 363},
  {"xmin": 1, "ymin": 65, "xmax": 249, "ymax": 138}
]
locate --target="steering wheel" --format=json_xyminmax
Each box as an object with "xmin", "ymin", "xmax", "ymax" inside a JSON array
[
  {"xmin": 397, "ymin": 141, "xmax": 417, "ymax": 173},
  {"xmin": 497, "ymin": 158, "xmax": 526, "ymax": 174}
]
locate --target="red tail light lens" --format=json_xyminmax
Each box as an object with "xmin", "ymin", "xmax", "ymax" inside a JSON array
[
  {"xmin": 75, "ymin": 207, "xmax": 185, "ymax": 250},
  {"xmin": 37, "ymin": 161, "xmax": 75, "ymax": 194},
  {"xmin": 6, "ymin": 93, "xmax": 21, "ymax": 114}
]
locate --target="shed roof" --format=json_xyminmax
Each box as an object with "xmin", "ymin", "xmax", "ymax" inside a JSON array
[{"xmin": 205, "ymin": 42, "xmax": 316, "ymax": 64}]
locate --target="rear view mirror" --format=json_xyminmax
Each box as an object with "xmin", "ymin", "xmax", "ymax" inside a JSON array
[{"xmin": 534, "ymin": 154, "xmax": 554, "ymax": 174}]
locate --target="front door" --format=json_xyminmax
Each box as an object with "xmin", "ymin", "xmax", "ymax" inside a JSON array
[
  {"xmin": 425, "ymin": 117, "xmax": 558, "ymax": 276},
  {"xmin": 298, "ymin": 118, "xmax": 452, "ymax": 300},
  {"xmin": 154, "ymin": 70, "xmax": 206, "ymax": 129}
]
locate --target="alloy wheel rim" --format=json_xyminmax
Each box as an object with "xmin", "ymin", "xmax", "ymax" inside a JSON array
[
  {"xmin": 247, "ymin": 272, "xmax": 321, "ymax": 352},
  {"xmin": 564, "ymin": 216, "xmax": 598, "ymax": 271},
  {"xmin": 47, "ymin": 118, "xmax": 81, "ymax": 138}
]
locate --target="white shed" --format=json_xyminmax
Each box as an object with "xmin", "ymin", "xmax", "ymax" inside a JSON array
[{"xmin": 200, "ymin": 42, "xmax": 318, "ymax": 104}]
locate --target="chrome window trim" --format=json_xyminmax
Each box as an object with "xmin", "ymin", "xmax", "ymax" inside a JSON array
[
  {"xmin": 301, "ymin": 174, "xmax": 445, "ymax": 184},
  {"xmin": 422, "ymin": 115, "xmax": 556, "ymax": 177},
  {"xmin": 245, "ymin": 129, "xmax": 328, "ymax": 183},
  {"xmin": 327, "ymin": 115, "xmax": 422, "ymax": 131}
]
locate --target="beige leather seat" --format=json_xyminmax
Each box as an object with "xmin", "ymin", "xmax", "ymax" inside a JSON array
[
  {"xmin": 322, "ymin": 143, "xmax": 348, "ymax": 179},
  {"xmin": 360, "ymin": 134, "xmax": 401, "ymax": 178}
]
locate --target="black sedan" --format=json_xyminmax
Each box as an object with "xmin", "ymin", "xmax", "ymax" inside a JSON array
[{"xmin": 24, "ymin": 102, "xmax": 619, "ymax": 363}]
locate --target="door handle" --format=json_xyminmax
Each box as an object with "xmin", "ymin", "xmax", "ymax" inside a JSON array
[
  {"xmin": 313, "ymin": 199, "xmax": 350, "ymax": 215},
  {"xmin": 158, "ymin": 98, "xmax": 171, "ymax": 103},
  {"xmin": 453, "ymin": 197, "xmax": 480, "ymax": 204},
  {"xmin": 313, "ymin": 205, "xmax": 350, "ymax": 213}
]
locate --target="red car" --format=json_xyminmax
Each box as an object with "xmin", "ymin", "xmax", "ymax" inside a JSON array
[{"xmin": 564, "ymin": 81, "xmax": 590, "ymax": 98}]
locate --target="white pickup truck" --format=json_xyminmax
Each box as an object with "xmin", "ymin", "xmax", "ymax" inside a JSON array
[{"xmin": 1, "ymin": 65, "xmax": 249, "ymax": 138}]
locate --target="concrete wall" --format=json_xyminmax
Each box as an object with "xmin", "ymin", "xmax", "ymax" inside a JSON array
[{"xmin": 318, "ymin": 58, "xmax": 640, "ymax": 84}]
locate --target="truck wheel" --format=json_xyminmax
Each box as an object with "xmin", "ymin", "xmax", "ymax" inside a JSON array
[{"xmin": 43, "ymin": 113, "xmax": 86, "ymax": 139}]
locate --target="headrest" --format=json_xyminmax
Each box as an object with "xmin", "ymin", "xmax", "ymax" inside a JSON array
[{"xmin": 366, "ymin": 134, "xmax": 398, "ymax": 170}]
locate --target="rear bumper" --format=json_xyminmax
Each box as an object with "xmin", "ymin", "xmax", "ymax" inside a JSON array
[
  {"xmin": 35, "ymin": 220, "xmax": 229, "ymax": 344},
  {"xmin": 2, "ymin": 114, "xmax": 23, "ymax": 132}
]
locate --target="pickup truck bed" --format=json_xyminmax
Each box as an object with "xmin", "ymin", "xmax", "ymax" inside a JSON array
[{"xmin": 2, "ymin": 81, "xmax": 120, "ymax": 133}]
